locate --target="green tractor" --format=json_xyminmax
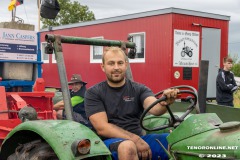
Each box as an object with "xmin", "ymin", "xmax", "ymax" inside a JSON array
[{"xmin": 141, "ymin": 86, "xmax": 240, "ymax": 160}]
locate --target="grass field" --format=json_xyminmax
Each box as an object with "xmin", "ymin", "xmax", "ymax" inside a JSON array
[{"xmin": 234, "ymin": 91, "xmax": 240, "ymax": 108}]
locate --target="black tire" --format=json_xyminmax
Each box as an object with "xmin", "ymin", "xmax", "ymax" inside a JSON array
[
  {"xmin": 188, "ymin": 51, "xmax": 193, "ymax": 57},
  {"xmin": 181, "ymin": 51, "xmax": 185, "ymax": 57},
  {"xmin": 7, "ymin": 140, "xmax": 58, "ymax": 160}
]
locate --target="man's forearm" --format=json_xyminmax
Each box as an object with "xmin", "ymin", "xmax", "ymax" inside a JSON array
[{"xmin": 150, "ymin": 105, "xmax": 167, "ymax": 116}]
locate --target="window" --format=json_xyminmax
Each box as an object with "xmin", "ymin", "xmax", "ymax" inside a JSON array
[
  {"xmin": 90, "ymin": 37, "xmax": 104, "ymax": 63},
  {"xmin": 128, "ymin": 32, "xmax": 145, "ymax": 63},
  {"xmin": 41, "ymin": 42, "xmax": 49, "ymax": 63}
]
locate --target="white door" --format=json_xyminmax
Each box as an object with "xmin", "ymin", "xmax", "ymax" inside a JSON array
[{"xmin": 201, "ymin": 28, "xmax": 221, "ymax": 99}]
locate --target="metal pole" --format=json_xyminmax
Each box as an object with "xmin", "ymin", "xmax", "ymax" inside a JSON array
[
  {"xmin": 198, "ymin": 60, "xmax": 209, "ymax": 113},
  {"xmin": 126, "ymin": 61, "xmax": 134, "ymax": 81},
  {"xmin": 120, "ymin": 42, "xmax": 134, "ymax": 81},
  {"xmin": 38, "ymin": 0, "xmax": 41, "ymax": 31},
  {"xmin": 53, "ymin": 35, "xmax": 73, "ymax": 120},
  {"xmin": 13, "ymin": 6, "xmax": 16, "ymax": 22},
  {"xmin": 45, "ymin": 34, "xmax": 136, "ymax": 49}
]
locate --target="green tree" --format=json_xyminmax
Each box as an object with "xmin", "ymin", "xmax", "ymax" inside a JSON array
[
  {"xmin": 41, "ymin": 0, "xmax": 95, "ymax": 29},
  {"xmin": 230, "ymin": 53, "xmax": 240, "ymax": 77},
  {"xmin": 232, "ymin": 63, "xmax": 240, "ymax": 77}
]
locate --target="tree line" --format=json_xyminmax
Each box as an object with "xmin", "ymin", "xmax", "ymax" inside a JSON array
[{"xmin": 41, "ymin": 0, "xmax": 95, "ymax": 29}]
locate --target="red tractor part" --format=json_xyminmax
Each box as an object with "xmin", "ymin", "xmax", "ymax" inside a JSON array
[{"xmin": 0, "ymin": 78, "xmax": 56, "ymax": 146}]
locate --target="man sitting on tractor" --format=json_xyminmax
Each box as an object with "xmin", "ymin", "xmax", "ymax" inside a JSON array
[
  {"xmin": 85, "ymin": 47, "xmax": 178, "ymax": 160},
  {"xmin": 54, "ymin": 74, "xmax": 92, "ymax": 128}
]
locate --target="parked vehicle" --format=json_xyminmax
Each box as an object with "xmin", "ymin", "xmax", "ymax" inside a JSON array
[{"xmin": 142, "ymin": 86, "xmax": 240, "ymax": 159}]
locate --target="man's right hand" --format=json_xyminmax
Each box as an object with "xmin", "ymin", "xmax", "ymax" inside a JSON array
[
  {"xmin": 227, "ymin": 84, "xmax": 233, "ymax": 89},
  {"xmin": 53, "ymin": 100, "xmax": 64, "ymax": 110},
  {"xmin": 133, "ymin": 137, "xmax": 152, "ymax": 160}
]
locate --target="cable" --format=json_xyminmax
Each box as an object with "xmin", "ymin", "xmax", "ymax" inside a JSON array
[{"xmin": 23, "ymin": 3, "xmax": 29, "ymax": 24}]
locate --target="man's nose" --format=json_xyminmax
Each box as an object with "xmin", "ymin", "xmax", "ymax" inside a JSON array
[
  {"xmin": 72, "ymin": 83, "xmax": 78, "ymax": 87},
  {"xmin": 113, "ymin": 63, "xmax": 120, "ymax": 69}
]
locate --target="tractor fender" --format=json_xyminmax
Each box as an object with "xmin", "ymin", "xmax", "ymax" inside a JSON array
[{"xmin": 1, "ymin": 120, "xmax": 111, "ymax": 160}]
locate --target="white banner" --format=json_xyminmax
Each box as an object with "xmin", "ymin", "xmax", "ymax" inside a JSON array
[
  {"xmin": 173, "ymin": 29, "xmax": 200, "ymax": 67},
  {"xmin": 0, "ymin": 28, "xmax": 37, "ymax": 61}
]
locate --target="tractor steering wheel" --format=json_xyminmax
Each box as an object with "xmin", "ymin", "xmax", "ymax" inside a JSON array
[{"xmin": 140, "ymin": 86, "xmax": 198, "ymax": 132}]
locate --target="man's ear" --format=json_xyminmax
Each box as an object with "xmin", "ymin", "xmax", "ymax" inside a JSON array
[
  {"xmin": 125, "ymin": 60, "xmax": 129, "ymax": 69},
  {"xmin": 100, "ymin": 63, "xmax": 105, "ymax": 72}
]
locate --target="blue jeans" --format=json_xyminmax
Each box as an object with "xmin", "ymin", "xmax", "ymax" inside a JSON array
[{"xmin": 104, "ymin": 133, "xmax": 169, "ymax": 160}]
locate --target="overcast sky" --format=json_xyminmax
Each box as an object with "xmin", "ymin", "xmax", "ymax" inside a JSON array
[{"xmin": 1, "ymin": 0, "xmax": 240, "ymax": 56}]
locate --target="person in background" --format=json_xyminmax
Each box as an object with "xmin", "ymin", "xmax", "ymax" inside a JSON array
[
  {"xmin": 54, "ymin": 74, "xmax": 92, "ymax": 128},
  {"xmin": 216, "ymin": 56, "xmax": 238, "ymax": 107},
  {"xmin": 85, "ymin": 47, "xmax": 179, "ymax": 160}
]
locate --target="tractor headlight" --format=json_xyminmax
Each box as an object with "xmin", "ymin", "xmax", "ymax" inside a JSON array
[{"xmin": 71, "ymin": 139, "xmax": 91, "ymax": 156}]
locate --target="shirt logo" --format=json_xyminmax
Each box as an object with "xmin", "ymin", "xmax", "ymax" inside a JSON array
[{"xmin": 123, "ymin": 96, "xmax": 134, "ymax": 102}]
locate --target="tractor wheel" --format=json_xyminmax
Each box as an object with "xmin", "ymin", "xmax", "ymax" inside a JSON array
[
  {"xmin": 181, "ymin": 51, "xmax": 185, "ymax": 57},
  {"xmin": 7, "ymin": 140, "xmax": 58, "ymax": 160},
  {"xmin": 188, "ymin": 51, "xmax": 193, "ymax": 57}
]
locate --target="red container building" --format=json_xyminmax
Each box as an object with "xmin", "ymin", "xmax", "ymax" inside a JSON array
[{"xmin": 40, "ymin": 8, "xmax": 230, "ymax": 98}]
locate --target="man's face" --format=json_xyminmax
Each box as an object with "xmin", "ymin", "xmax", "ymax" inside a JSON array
[
  {"xmin": 101, "ymin": 50, "xmax": 128, "ymax": 85},
  {"xmin": 224, "ymin": 61, "xmax": 233, "ymax": 71},
  {"xmin": 71, "ymin": 82, "xmax": 82, "ymax": 92}
]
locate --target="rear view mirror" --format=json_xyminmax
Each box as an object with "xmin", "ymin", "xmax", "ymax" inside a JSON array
[{"xmin": 40, "ymin": 0, "xmax": 60, "ymax": 19}]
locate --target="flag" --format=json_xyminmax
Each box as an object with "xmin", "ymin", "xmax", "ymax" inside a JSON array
[
  {"xmin": 16, "ymin": 0, "xmax": 23, "ymax": 6},
  {"xmin": 8, "ymin": 0, "xmax": 24, "ymax": 11},
  {"xmin": 8, "ymin": 0, "xmax": 16, "ymax": 11}
]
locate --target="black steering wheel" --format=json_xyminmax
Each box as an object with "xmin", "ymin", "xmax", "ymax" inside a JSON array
[{"xmin": 140, "ymin": 86, "xmax": 198, "ymax": 132}]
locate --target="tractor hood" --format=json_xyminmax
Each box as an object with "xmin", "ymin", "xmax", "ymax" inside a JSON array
[
  {"xmin": 167, "ymin": 113, "xmax": 223, "ymax": 146},
  {"xmin": 167, "ymin": 113, "xmax": 240, "ymax": 159}
]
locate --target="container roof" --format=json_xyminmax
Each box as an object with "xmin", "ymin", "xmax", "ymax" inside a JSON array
[{"xmin": 40, "ymin": 7, "xmax": 230, "ymax": 32}]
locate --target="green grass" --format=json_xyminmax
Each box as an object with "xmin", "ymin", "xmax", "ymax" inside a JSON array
[{"xmin": 233, "ymin": 91, "xmax": 240, "ymax": 108}]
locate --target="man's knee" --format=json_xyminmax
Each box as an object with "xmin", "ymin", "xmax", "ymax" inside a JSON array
[{"xmin": 118, "ymin": 140, "xmax": 138, "ymax": 159}]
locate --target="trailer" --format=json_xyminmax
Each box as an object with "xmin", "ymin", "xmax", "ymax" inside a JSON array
[{"xmin": 39, "ymin": 7, "xmax": 230, "ymax": 100}]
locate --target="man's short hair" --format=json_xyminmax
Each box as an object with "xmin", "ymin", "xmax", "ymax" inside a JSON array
[
  {"xmin": 102, "ymin": 47, "xmax": 127, "ymax": 64},
  {"xmin": 223, "ymin": 56, "xmax": 233, "ymax": 63}
]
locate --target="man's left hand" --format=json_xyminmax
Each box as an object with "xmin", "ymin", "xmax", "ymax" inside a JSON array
[{"xmin": 160, "ymin": 88, "xmax": 179, "ymax": 106}]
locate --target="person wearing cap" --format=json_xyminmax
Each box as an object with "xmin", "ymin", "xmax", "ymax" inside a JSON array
[
  {"xmin": 216, "ymin": 56, "xmax": 238, "ymax": 107},
  {"xmin": 54, "ymin": 74, "xmax": 92, "ymax": 128}
]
